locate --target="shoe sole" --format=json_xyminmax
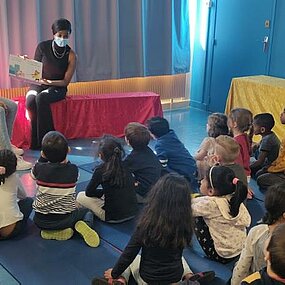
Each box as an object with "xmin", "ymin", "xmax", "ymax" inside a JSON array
[
  {"xmin": 75, "ymin": 221, "xmax": 100, "ymax": 247},
  {"xmin": 41, "ymin": 228, "xmax": 74, "ymax": 240}
]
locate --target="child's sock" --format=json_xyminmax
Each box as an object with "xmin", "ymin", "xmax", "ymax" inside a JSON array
[
  {"xmin": 41, "ymin": 228, "xmax": 74, "ymax": 241},
  {"xmin": 75, "ymin": 220, "xmax": 100, "ymax": 247}
]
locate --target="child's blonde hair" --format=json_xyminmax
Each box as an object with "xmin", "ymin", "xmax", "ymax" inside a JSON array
[
  {"xmin": 214, "ymin": 135, "xmax": 240, "ymax": 164},
  {"xmin": 229, "ymin": 108, "xmax": 253, "ymax": 132}
]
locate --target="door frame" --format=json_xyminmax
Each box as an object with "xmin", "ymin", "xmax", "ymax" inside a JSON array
[{"xmin": 203, "ymin": 0, "xmax": 277, "ymax": 111}]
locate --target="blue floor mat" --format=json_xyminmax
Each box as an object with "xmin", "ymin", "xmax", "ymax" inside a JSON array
[
  {"xmin": 0, "ymin": 221, "xmax": 120, "ymax": 285},
  {"xmin": 0, "ymin": 264, "xmax": 20, "ymax": 285}
]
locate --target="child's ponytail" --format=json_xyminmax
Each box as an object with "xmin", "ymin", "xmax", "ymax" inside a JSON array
[
  {"xmin": 229, "ymin": 178, "xmax": 248, "ymax": 217},
  {"xmin": 207, "ymin": 166, "xmax": 247, "ymax": 217},
  {"xmin": 99, "ymin": 135, "xmax": 127, "ymax": 188}
]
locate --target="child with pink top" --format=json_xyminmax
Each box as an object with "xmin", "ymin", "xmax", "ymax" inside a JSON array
[{"xmin": 228, "ymin": 108, "xmax": 253, "ymax": 184}]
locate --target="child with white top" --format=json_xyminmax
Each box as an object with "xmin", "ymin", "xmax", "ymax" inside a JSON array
[
  {"xmin": 192, "ymin": 165, "xmax": 251, "ymax": 263},
  {"xmin": 0, "ymin": 149, "xmax": 33, "ymax": 239},
  {"xmin": 231, "ymin": 183, "xmax": 285, "ymax": 285}
]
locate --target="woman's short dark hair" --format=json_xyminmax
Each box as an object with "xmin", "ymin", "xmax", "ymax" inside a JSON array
[
  {"xmin": 137, "ymin": 173, "xmax": 193, "ymax": 248},
  {"xmin": 42, "ymin": 131, "xmax": 68, "ymax": 163},
  {"xmin": 267, "ymin": 224, "xmax": 285, "ymax": 278},
  {"xmin": 0, "ymin": 149, "xmax": 17, "ymax": 185},
  {"xmin": 262, "ymin": 183, "xmax": 285, "ymax": 225},
  {"xmin": 52, "ymin": 18, "xmax": 72, "ymax": 34}
]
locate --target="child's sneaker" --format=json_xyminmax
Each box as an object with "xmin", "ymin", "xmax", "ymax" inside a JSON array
[
  {"xmin": 41, "ymin": 228, "xmax": 74, "ymax": 240},
  {"xmin": 75, "ymin": 220, "xmax": 100, "ymax": 247}
]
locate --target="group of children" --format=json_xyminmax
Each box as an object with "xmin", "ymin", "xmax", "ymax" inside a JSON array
[{"xmin": 1, "ymin": 106, "xmax": 285, "ymax": 284}]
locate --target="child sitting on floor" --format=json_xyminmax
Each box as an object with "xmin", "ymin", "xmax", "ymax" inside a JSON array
[
  {"xmin": 192, "ymin": 165, "xmax": 251, "ymax": 263},
  {"xmin": 77, "ymin": 135, "xmax": 138, "ymax": 223},
  {"xmin": 211, "ymin": 135, "xmax": 247, "ymax": 186},
  {"xmin": 0, "ymin": 149, "xmax": 33, "ymax": 240},
  {"xmin": 94, "ymin": 174, "xmax": 214, "ymax": 285},
  {"xmin": 231, "ymin": 183, "xmax": 285, "ymax": 285},
  {"xmin": 250, "ymin": 113, "xmax": 280, "ymax": 178},
  {"xmin": 257, "ymin": 107, "xmax": 285, "ymax": 190},
  {"xmin": 195, "ymin": 112, "xmax": 228, "ymax": 179},
  {"xmin": 147, "ymin": 116, "xmax": 198, "ymax": 191},
  {"xmin": 124, "ymin": 122, "xmax": 162, "ymax": 203},
  {"xmin": 228, "ymin": 108, "xmax": 253, "ymax": 183},
  {"xmin": 241, "ymin": 223, "xmax": 285, "ymax": 284},
  {"xmin": 32, "ymin": 131, "xmax": 99, "ymax": 247}
]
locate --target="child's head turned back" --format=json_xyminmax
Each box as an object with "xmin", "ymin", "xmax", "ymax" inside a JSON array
[
  {"xmin": 138, "ymin": 173, "xmax": 193, "ymax": 248},
  {"xmin": 202, "ymin": 165, "xmax": 247, "ymax": 217},
  {"xmin": 229, "ymin": 108, "xmax": 253, "ymax": 132},
  {"xmin": 214, "ymin": 135, "xmax": 240, "ymax": 164},
  {"xmin": 0, "ymin": 149, "xmax": 17, "ymax": 184},
  {"xmin": 124, "ymin": 122, "xmax": 151, "ymax": 150},
  {"xmin": 253, "ymin": 113, "xmax": 275, "ymax": 134},
  {"xmin": 262, "ymin": 183, "xmax": 285, "ymax": 225},
  {"xmin": 146, "ymin": 116, "xmax": 170, "ymax": 138},
  {"xmin": 266, "ymin": 223, "xmax": 285, "ymax": 279},
  {"xmin": 41, "ymin": 131, "xmax": 69, "ymax": 163},
  {"xmin": 207, "ymin": 113, "xmax": 228, "ymax": 138}
]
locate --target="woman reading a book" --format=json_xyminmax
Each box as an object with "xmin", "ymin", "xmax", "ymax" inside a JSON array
[{"xmin": 26, "ymin": 18, "xmax": 76, "ymax": 149}]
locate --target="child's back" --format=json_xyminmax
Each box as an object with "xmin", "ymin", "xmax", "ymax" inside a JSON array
[
  {"xmin": 228, "ymin": 108, "xmax": 253, "ymax": 177},
  {"xmin": 125, "ymin": 146, "xmax": 161, "ymax": 197},
  {"xmin": 192, "ymin": 165, "xmax": 250, "ymax": 263},
  {"xmin": 0, "ymin": 150, "xmax": 33, "ymax": 239},
  {"xmin": 147, "ymin": 117, "xmax": 198, "ymax": 190},
  {"xmin": 124, "ymin": 122, "xmax": 161, "ymax": 198},
  {"xmin": 77, "ymin": 135, "xmax": 138, "ymax": 222}
]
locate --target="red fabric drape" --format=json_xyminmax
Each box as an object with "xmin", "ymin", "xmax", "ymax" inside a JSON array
[{"xmin": 12, "ymin": 92, "xmax": 163, "ymax": 148}]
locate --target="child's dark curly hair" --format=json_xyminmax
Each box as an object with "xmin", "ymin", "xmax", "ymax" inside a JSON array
[{"xmin": 0, "ymin": 149, "xmax": 17, "ymax": 185}]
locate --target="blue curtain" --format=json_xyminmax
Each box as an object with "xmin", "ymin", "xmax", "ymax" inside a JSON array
[
  {"xmin": 74, "ymin": 0, "xmax": 190, "ymax": 81},
  {"xmin": 0, "ymin": 0, "xmax": 190, "ymax": 87}
]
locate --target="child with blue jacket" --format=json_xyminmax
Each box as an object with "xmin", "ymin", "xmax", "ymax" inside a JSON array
[{"xmin": 147, "ymin": 116, "xmax": 198, "ymax": 191}]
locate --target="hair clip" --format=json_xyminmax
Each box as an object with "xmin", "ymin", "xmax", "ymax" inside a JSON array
[{"xmin": 232, "ymin": 177, "xmax": 239, "ymax": 185}]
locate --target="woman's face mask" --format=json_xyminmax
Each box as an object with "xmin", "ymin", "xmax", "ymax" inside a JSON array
[{"xmin": 54, "ymin": 36, "xmax": 69, "ymax": 47}]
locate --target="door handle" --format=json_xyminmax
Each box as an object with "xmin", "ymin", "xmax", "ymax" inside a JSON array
[{"xmin": 263, "ymin": 36, "xmax": 269, "ymax": 52}]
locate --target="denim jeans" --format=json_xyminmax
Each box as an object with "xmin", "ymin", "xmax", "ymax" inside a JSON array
[{"xmin": 0, "ymin": 97, "xmax": 17, "ymax": 150}]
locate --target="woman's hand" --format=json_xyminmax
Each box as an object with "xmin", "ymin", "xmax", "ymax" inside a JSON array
[
  {"xmin": 39, "ymin": 79, "xmax": 52, "ymax": 85},
  {"xmin": 104, "ymin": 268, "xmax": 113, "ymax": 279}
]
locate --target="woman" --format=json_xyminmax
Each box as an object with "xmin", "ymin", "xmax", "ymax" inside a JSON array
[{"xmin": 26, "ymin": 18, "xmax": 76, "ymax": 149}]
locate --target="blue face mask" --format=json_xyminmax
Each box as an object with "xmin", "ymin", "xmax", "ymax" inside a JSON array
[{"xmin": 54, "ymin": 36, "xmax": 69, "ymax": 47}]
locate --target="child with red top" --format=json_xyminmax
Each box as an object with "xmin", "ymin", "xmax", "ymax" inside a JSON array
[{"xmin": 228, "ymin": 108, "xmax": 253, "ymax": 197}]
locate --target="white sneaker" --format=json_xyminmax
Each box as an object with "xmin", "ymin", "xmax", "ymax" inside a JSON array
[
  {"xmin": 16, "ymin": 156, "xmax": 32, "ymax": 171},
  {"xmin": 12, "ymin": 145, "xmax": 24, "ymax": 156}
]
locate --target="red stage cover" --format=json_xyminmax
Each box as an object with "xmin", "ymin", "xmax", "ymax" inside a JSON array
[{"xmin": 12, "ymin": 92, "xmax": 163, "ymax": 148}]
